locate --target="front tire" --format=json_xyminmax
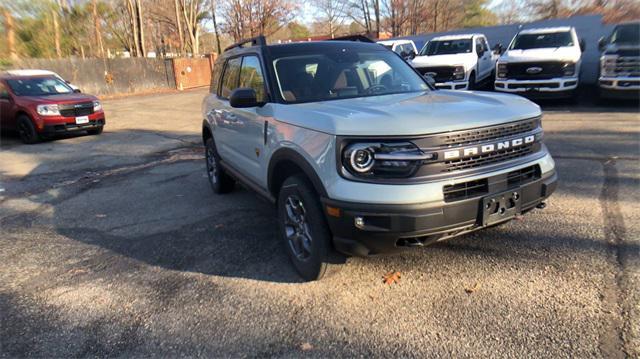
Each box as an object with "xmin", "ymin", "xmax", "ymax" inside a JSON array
[
  {"xmin": 205, "ymin": 138, "xmax": 235, "ymax": 194},
  {"xmin": 17, "ymin": 115, "xmax": 40, "ymax": 144},
  {"xmin": 87, "ymin": 126, "xmax": 103, "ymax": 135},
  {"xmin": 278, "ymin": 175, "xmax": 344, "ymax": 281},
  {"xmin": 468, "ymin": 72, "xmax": 476, "ymax": 90}
]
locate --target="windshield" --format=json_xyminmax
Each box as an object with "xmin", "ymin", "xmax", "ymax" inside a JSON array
[
  {"xmin": 510, "ymin": 32, "xmax": 574, "ymax": 50},
  {"xmin": 610, "ymin": 25, "xmax": 640, "ymax": 45},
  {"xmin": 420, "ymin": 39, "xmax": 472, "ymax": 56},
  {"xmin": 272, "ymin": 49, "xmax": 429, "ymax": 104},
  {"xmin": 7, "ymin": 77, "xmax": 73, "ymax": 96}
]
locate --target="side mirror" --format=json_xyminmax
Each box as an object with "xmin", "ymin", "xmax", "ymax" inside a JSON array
[
  {"xmin": 493, "ymin": 43, "xmax": 503, "ymax": 55},
  {"xmin": 73, "ymin": 88, "xmax": 82, "ymax": 93},
  {"xmin": 579, "ymin": 39, "xmax": 586, "ymax": 52},
  {"xmin": 408, "ymin": 50, "xmax": 416, "ymax": 60},
  {"xmin": 423, "ymin": 74, "xmax": 436, "ymax": 88},
  {"xmin": 598, "ymin": 37, "xmax": 606, "ymax": 52},
  {"xmin": 229, "ymin": 88, "xmax": 261, "ymax": 108}
]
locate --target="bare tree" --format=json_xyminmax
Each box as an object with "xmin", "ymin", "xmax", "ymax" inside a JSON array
[
  {"xmin": 210, "ymin": 0, "xmax": 222, "ymax": 53},
  {"xmin": 220, "ymin": 0, "xmax": 298, "ymax": 42},
  {"xmin": 93, "ymin": 0, "xmax": 106, "ymax": 57},
  {"xmin": 314, "ymin": 0, "xmax": 348, "ymax": 38}
]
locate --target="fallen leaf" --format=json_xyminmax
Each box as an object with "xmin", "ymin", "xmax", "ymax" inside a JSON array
[
  {"xmin": 300, "ymin": 342, "xmax": 313, "ymax": 351},
  {"xmin": 215, "ymin": 224, "xmax": 224, "ymax": 229},
  {"xmin": 465, "ymin": 282, "xmax": 480, "ymax": 294},
  {"xmin": 383, "ymin": 271, "xmax": 401, "ymax": 285},
  {"xmin": 96, "ymin": 214, "xmax": 107, "ymax": 218}
]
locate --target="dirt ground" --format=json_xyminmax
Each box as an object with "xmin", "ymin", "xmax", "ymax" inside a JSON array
[{"xmin": 1, "ymin": 89, "xmax": 638, "ymax": 357}]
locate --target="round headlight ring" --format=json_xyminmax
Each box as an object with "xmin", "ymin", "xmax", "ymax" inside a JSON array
[{"xmin": 349, "ymin": 147, "xmax": 375, "ymax": 173}]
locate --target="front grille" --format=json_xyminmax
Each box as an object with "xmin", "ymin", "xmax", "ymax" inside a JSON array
[
  {"xmin": 416, "ymin": 66, "xmax": 455, "ymax": 82},
  {"xmin": 59, "ymin": 102, "xmax": 94, "ymax": 117},
  {"xmin": 443, "ymin": 144, "xmax": 535, "ymax": 172},
  {"xmin": 443, "ymin": 178, "xmax": 488, "ymax": 202},
  {"xmin": 507, "ymin": 165, "xmax": 541, "ymax": 187},
  {"xmin": 438, "ymin": 118, "xmax": 539, "ymax": 147},
  {"xmin": 614, "ymin": 57, "xmax": 640, "ymax": 77},
  {"xmin": 506, "ymin": 61, "xmax": 565, "ymax": 80}
]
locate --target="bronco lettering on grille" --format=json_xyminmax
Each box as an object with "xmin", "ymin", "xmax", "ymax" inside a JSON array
[{"xmin": 443, "ymin": 135, "xmax": 535, "ymax": 160}]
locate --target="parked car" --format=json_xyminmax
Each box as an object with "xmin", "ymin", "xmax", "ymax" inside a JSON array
[
  {"xmin": 377, "ymin": 39, "xmax": 418, "ymax": 59},
  {"xmin": 4, "ymin": 69, "xmax": 80, "ymax": 92},
  {"xmin": 410, "ymin": 34, "xmax": 499, "ymax": 90},
  {"xmin": 202, "ymin": 36, "xmax": 557, "ymax": 281},
  {"xmin": 0, "ymin": 73, "xmax": 105, "ymax": 144},
  {"xmin": 597, "ymin": 21, "xmax": 640, "ymax": 99},
  {"xmin": 494, "ymin": 26, "xmax": 585, "ymax": 99}
]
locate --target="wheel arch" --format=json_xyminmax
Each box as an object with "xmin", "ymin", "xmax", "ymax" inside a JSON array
[
  {"xmin": 268, "ymin": 148, "xmax": 328, "ymax": 200},
  {"xmin": 202, "ymin": 119, "xmax": 213, "ymax": 145}
]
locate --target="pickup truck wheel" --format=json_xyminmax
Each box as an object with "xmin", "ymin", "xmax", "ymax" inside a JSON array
[
  {"xmin": 468, "ymin": 72, "xmax": 476, "ymax": 90},
  {"xmin": 17, "ymin": 115, "xmax": 40, "ymax": 144},
  {"xmin": 278, "ymin": 175, "xmax": 344, "ymax": 281},
  {"xmin": 205, "ymin": 138, "xmax": 235, "ymax": 194}
]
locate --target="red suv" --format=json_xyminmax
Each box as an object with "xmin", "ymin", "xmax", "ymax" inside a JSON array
[{"xmin": 0, "ymin": 73, "xmax": 105, "ymax": 144}]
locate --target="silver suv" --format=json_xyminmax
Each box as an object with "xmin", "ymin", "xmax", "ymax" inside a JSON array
[{"xmin": 202, "ymin": 36, "xmax": 557, "ymax": 281}]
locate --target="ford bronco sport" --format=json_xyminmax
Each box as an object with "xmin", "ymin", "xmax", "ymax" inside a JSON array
[{"xmin": 202, "ymin": 36, "xmax": 557, "ymax": 281}]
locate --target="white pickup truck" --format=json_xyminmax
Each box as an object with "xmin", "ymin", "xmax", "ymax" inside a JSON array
[
  {"xmin": 598, "ymin": 22, "xmax": 640, "ymax": 99},
  {"xmin": 410, "ymin": 34, "xmax": 499, "ymax": 90},
  {"xmin": 494, "ymin": 27, "xmax": 585, "ymax": 99}
]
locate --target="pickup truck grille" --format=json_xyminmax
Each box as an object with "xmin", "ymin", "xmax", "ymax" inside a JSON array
[
  {"xmin": 439, "ymin": 118, "xmax": 539, "ymax": 147},
  {"xmin": 505, "ymin": 61, "xmax": 565, "ymax": 80},
  {"xmin": 613, "ymin": 57, "xmax": 640, "ymax": 77},
  {"xmin": 415, "ymin": 66, "xmax": 454, "ymax": 82},
  {"xmin": 443, "ymin": 144, "xmax": 535, "ymax": 172},
  {"xmin": 59, "ymin": 102, "xmax": 94, "ymax": 117}
]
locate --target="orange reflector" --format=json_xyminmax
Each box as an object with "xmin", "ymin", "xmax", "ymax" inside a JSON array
[{"xmin": 326, "ymin": 206, "xmax": 341, "ymax": 217}]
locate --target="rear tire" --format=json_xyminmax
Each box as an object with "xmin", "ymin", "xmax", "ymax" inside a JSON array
[
  {"xmin": 17, "ymin": 115, "xmax": 40, "ymax": 144},
  {"xmin": 205, "ymin": 138, "xmax": 235, "ymax": 194},
  {"xmin": 277, "ymin": 175, "xmax": 344, "ymax": 281}
]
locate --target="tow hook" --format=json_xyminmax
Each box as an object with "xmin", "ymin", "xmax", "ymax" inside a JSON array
[{"xmin": 536, "ymin": 202, "xmax": 547, "ymax": 209}]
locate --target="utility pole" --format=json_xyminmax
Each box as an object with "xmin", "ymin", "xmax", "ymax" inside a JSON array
[
  {"xmin": 52, "ymin": 9, "xmax": 62, "ymax": 58},
  {"xmin": 2, "ymin": 7, "xmax": 18, "ymax": 60}
]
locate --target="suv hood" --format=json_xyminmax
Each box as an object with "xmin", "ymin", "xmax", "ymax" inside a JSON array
[
  {"xmin": 275, "ymin": 91, "xmax": 541, "ymax": 136},
  {"xmin": 500, "ymin": 46, "xmax": 581, "ymax": 63},
  {"xmin": 21, "ymin": 93, "xmax": 97, "ymax": 104},
  {"xmin": 411, "ymin": 53, "xmax": 475, "ymax": 68}
]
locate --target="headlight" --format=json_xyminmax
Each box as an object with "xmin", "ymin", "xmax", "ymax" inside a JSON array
[
  {"xmin": 36, "ymin": 104, "xmax": 60, "ymax": 116},
  {"xmin": 93, "ymin": 100, "xmax": 102, "ymax": 112},
  {"xmin": 497, "ymin": 63, "xmax": 508, "ymax": 79},
  {"xmin": 453, "ymin": 66, "xmax": 465, "ymax": 80},
  {"xmin": 601, "ymin": 56, "xmax": 617, "ymax": 76},
  {"xmin": 562, "ymin": 62, "xmax": 576, "ymax": 77},
  {"xmin": 342, "ymin": 142, "xmax": 437, "ymax": 178}
]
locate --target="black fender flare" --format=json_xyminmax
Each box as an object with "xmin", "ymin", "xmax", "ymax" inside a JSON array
[
  {"xmin": 202, "ymin": 119, "xmax": 213, "ymax": 145},
  {"xmin": 268, "ymin": 148, "xmax": 328, "ymax": 198}
]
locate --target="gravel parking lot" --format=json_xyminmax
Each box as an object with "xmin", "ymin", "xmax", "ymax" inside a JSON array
[{"xmin": 0, "ymin": 89, "xmax": 638, "ymax": 357}]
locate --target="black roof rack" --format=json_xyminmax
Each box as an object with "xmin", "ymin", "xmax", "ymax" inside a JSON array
[
  {"xmin": 328, "ymin": 34, "xmax": 375, "ymax": 43},
  {"xmin": 224, "ymin": 35, "xmax": 267, "ymax": 52}
]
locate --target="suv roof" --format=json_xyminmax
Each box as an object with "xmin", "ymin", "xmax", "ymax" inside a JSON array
[{"xmin": 221, "ymin": 38, "xmax": 386, "ymax": 58}]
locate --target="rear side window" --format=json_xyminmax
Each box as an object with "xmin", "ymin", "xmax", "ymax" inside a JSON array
[
  {"xmin": 210, "ymin": 60, "xmax": 223, "ymax": 94},
  {"xmin": 220, "ymin": 57, "xmax": 241, "ymax": 99},
  {"xmin": 239, "ymin": 56, "xmax": 266, "ymax": 102}
]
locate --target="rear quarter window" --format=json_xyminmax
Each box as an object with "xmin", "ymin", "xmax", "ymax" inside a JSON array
[{"xmin": 210, "ymin": 60, "xmax": 224, "ymax": 94}]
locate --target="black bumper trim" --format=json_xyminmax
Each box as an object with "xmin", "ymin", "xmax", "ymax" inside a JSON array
[
  {"xmin": 42, "ymin": 119, "xmax": 105, "ymax": 135},
  {"xmin": 323, "ymin": 171, "xmax": 557, "ymax": 256}
]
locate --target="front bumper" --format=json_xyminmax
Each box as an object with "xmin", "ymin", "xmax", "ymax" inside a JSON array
[
  {"xmin": 323, "ymin": 167, "xmax": 557, "ymax": 256},
  {"xmin": 599, "ymin": 76, "xmax": 640, "ymax": 99},
  {"xmin": 39, "ymin": 111, "xmax": 106, "ymax": 135},
  {"xmin": 495, "ymin": 77, "xmax": 578, "ymax": 98},
  {"xmin": 435, "ymin": 81, "xmax": 468, "ymax": 90}
]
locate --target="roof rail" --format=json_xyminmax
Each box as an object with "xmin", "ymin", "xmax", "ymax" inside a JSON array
[
  {"xmin": 224, "ymin": 35, "xmax": 267, "ymax": 52},
  {"xmin": 329, "ymin": 34, "xmax": 375, "ymax": 43}
]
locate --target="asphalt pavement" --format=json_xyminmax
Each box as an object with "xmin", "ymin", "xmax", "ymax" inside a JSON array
[{"xmin": 0, "ymin": 89, "xmax": 638, "ymax": 357}]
